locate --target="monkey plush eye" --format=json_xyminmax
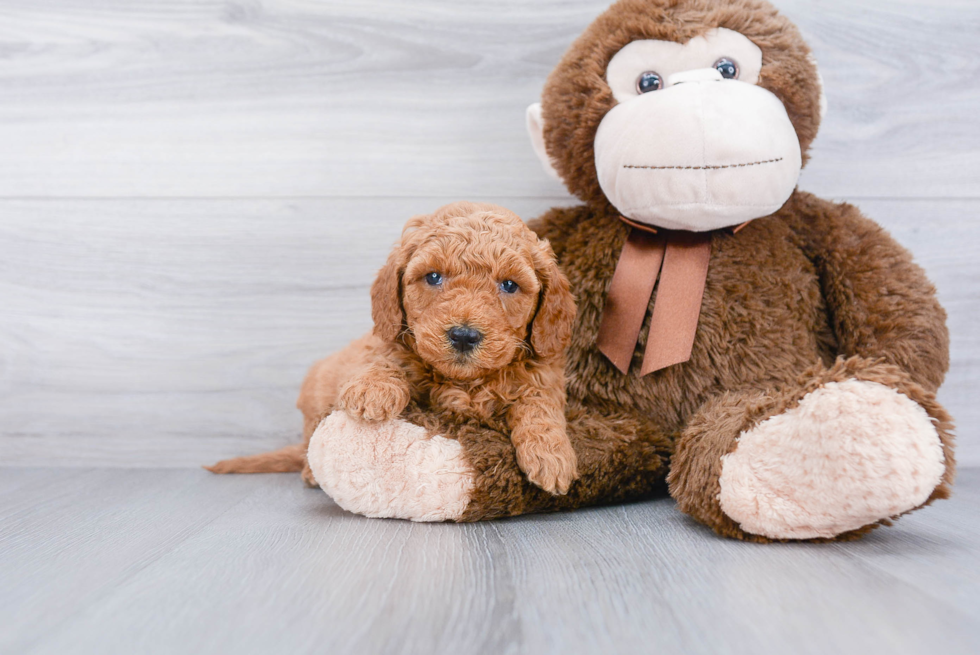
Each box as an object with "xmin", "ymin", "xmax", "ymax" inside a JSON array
[
  {"xmin": 424, "ymin": 272, "xmax": 443, "ymax": 286},
  {"xmin": 713, "ymin": 57, "xmax": 739, "ymax": 79},
  {"xmin": 499, "ymin": 280, "xmax": 519, "ymax": 294},
  {"xmin": 635, "ymin": 71, "xmax": 663, "ymax": 93}
]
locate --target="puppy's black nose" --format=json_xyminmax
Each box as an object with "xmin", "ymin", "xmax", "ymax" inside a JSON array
[{"xmin": 447, "ymin": 326, "xmax": 483, "ymax": 353}]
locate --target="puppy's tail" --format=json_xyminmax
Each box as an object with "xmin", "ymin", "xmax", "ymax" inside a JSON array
[{"xmin": 204, "ymin": 443, "xmax": 306, "ymax": 475}]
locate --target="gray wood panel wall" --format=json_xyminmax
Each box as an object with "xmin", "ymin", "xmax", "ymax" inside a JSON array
[{"xmin": 1, "ymin": 0, "xmax": 978, "ymax": 467}]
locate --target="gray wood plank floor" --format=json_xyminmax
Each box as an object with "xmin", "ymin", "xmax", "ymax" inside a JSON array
[{"xmin": 2, "ymin": 467, "xmax": 978, "ymax": 655}]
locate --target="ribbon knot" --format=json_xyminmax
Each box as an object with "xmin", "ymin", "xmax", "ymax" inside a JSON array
[{"xmin": 596, "ymin": 224, "xmax": 714, "ymax": 375}]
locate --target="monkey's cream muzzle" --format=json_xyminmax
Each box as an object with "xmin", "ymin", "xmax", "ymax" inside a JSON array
[{"xmin": 594, "ymin": 70, "xmax": 802, "ymax": 231}]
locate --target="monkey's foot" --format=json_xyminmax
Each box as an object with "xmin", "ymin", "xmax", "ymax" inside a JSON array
[
  {"xmin": 307, "ymin": 410, "xmax": 474, "ymax": 521},
  {"xmin": 718, "ymin": 379, "xmax": 946, "ymax": 539}
]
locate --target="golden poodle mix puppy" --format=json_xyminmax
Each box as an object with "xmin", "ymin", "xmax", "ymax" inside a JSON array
[{"xmin": 209, "ymin": 201, "xmax": 579, "ymax": 495}]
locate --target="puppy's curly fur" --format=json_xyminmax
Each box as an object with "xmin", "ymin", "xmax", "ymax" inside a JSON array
[{"xmin": 208, "ymin": 202, "xmax": 579, "ymax": 495}]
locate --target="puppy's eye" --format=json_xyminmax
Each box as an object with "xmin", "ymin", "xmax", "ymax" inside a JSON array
[
  {"xmin": 713, "ymin": 57, "xmax": 739, "ymax": 80},
  {"xmin": 424, "ymin": 272, "xmax": 443, "ymax": 286},
  {"xmin": 636, "ymin": 71, "xmax": 663, "ymax": 93},
  {"xmin": 499, "ymin": 280, "xmax": 519, "ymax": 294}
]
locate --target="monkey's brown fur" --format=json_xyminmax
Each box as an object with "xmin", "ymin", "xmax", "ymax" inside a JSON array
[
  {"xmin": 445, "ymin": 0, "xmax": 954, "ymax": 537},
  {"xmin": 453, "ymin": 195, "xmax": 954, "ymax": 534},
  {"xmin": 209, "ymin": 202, "xmax": 580, "ymax": 495}
]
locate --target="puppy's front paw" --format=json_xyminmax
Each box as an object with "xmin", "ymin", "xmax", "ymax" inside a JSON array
[
  {"xmin": 515, "ymin": 433, "xmax": 579, "ymax": 495},
  {"xmin": 339, "ymin": 374, "xmax": 410, "ymax": 422}
]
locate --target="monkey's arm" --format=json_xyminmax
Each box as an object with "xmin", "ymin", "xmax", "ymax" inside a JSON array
[
  {"xmin": 785, "ymin": 191, "xmax": 949, "ymax": 393},
  {"xmin": 453, "ymin": 401, "xmax": 672, "ymax": 521},
  {"xmin": 306, "ymin": 399, "xmax": 672, "ymax": 521}
]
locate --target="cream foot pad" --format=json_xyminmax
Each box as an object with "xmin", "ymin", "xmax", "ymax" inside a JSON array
[
  {"xmin": 719, "ymin": 380, "xmax": 945, "ymax": 539},
  {"xmin": 307, "ymin": 410, "xmax": 474, "ymax": 522}
]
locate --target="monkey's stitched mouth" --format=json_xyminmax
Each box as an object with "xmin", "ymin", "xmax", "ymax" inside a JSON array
[{"xmin": 623, "ymin": 157, "xmax": 783, "ymax": 171}]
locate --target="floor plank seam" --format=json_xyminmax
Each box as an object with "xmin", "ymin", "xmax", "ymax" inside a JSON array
[{"xmin": 16, "ymin": 483, "xmax": 270, "ymax": 655}]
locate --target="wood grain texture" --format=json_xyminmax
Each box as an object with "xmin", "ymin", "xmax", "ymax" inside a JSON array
[
  {"xmin": 0, "ymin": 0, "xmax": 976, "ymax": 198},
  {"xmin": 0, "ymin": 197, "xmax": 976, "ymax": 466},
  {"xmin": 2, "ymin": 467, "xmax": 978, "ymax": 655},
  {"xmin": 0, "ymin": 197, "xmax": 564, "ymax": 466},
  {"xmin": 0, "ymin": 468, "xmax": 261, "ymax": 654},
  {"xmin": 0, "ymin": 1, "xmax": 977, "ymax": 467}
]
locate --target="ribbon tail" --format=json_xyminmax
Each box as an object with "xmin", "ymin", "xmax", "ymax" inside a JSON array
[
  {"xmin": 596, "ymin": 229, "xmax": 666, "ymax": 374},
  {"xmin": 640, "ymin": 232, "xmax": 712, "ymax": 375}
]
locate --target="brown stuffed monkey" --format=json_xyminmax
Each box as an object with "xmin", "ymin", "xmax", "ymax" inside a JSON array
[{"xmin": 302, "ymin": 0, "xmax": 955, "ymax": 541}]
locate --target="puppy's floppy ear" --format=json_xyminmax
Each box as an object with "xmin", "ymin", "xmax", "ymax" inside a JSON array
[
  {"xmin": 529, "ymin": 240, "xmax": 576, "ymax": 359},
  {"xmin": 371, "ymin": 217, "xmax": 425, "ymax": 342}
]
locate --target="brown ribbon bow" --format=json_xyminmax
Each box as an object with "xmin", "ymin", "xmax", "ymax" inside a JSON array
[{"xmin": 597, "ymin": 218, "xmax": 748, "ymax": 375}]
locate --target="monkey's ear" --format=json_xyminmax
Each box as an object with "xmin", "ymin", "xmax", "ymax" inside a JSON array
[
  {"xmin": 371, "ymin": 243, "xmax": 409, "ymax": 342},
  {"xmin": 526, "ymin": 103, "xmax": 563, "ymax": 183},
  {"xmin": 530, "ymin": 241, "xmax": 576, "ymax": 359}
]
